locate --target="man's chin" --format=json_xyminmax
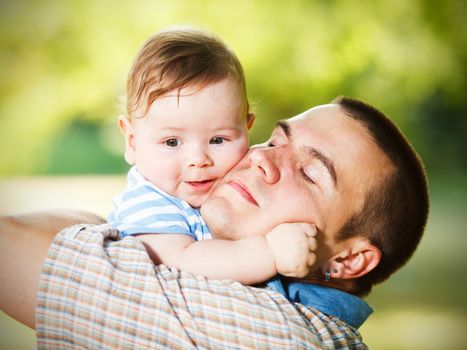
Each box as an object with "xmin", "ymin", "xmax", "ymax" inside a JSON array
[{"xmin": 201, "ymin": 196, "xmax": 237, "ymax": 240}]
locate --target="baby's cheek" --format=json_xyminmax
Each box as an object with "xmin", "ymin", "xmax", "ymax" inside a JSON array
[
  {"xmin": 220, "ymin": 157, "xmax": 241, "ymax": 176},
  {"xmin": 228, "ymin": 143, "xmax": 249, "ymax": 169}
]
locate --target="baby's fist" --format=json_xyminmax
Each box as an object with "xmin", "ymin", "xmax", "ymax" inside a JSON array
[{"xmin": 266, "ymin": 223, "xmax": 317, "ymax": 278}]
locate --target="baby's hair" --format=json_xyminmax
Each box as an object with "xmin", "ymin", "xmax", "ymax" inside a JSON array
[{"xmin": 126, "ymin": 27, "xmax": 249, "ymax": 118}]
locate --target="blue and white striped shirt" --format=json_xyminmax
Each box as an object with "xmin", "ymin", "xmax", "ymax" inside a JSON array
[{"xmin": 109, "ymin": 166, "xmax": 212, "ymax": 240}]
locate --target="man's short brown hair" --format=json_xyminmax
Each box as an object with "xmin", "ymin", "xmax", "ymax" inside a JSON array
[
  {"xmin": 333, "ymin": 96, "xmax": 429, "ymax": 297},
  {"xmin": 126, "ymin": 27, "xmax": 249, "ymax": 118}
]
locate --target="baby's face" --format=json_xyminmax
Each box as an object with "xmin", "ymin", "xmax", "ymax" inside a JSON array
[{"xmin": 124, "ymin": 77, "xmax": 253, "ymax": 208}]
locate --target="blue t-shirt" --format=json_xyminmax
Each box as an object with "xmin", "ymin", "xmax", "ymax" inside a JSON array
[{"xmin": 108, "ymin": 166, "xmax": 211, "ymax": 240}]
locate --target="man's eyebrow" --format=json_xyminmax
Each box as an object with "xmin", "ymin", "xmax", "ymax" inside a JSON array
[
  {"xmin": 275, "ymin": 120, "xmax": 291, "ymax": 137},
  {"xmin": 275, "ymin": 120, "xmax": 337, "ymax": 187}
]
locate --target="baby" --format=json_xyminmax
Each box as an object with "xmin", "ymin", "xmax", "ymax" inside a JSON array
[{"xmin": 109, "ymin": 28, "xmax": 316, "ymax": 284}]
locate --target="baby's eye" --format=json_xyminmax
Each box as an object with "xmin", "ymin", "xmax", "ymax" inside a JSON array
[
  {"xmin": 165, "ymin": 138, "xmax": 180, "ymax": 147},
  {"xmin": 210, "ymin": 137, "xmax": 225, "ymax": 145}
]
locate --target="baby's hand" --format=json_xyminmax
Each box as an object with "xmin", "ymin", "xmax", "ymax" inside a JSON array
[{"xmin": 265, "ymin": 223, "xmax": 317, "ymax": 278}]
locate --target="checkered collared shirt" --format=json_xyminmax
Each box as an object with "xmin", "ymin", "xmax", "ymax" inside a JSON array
[{"xmin": 36, "ymin": 224, "xmax": 368, "ymax": 349}]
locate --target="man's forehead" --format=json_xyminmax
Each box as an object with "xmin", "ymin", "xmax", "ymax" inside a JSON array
[
  {"xmin": 287, "ymin": 103, "xmax": 339, "ymax": 124},
  {"xmin": 283, "ymin": 103, "xmax": 389, "ymax": 177},
  {"xmin": 285, "ymin": 104, "xmax": 370, "ymax": 142}
]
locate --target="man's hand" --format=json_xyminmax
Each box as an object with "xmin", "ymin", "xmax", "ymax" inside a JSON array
[{"xmin": 265, "ymin": 223, "xmax": 317, "ymax": 278}]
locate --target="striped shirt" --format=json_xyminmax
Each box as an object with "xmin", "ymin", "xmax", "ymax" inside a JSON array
[
  {"xmin": 36, "ymin": 224, "xmax": 369, "ymax": 349},
  {"xmin": 108, "ymin": 166, "xmax": 211, "ymax": 240}
]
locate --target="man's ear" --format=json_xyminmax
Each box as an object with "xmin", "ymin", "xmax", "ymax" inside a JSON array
[
  {"xmin": 327, "ymin": 239, "xmax": 381, "ymax": 280},
  {"xmin": 118, "ymin": 115, "xmax": 136, "ymax": 165},
  {"xmin": 246, "ymin": 112, "xmax": 255, "ymax": 130}
]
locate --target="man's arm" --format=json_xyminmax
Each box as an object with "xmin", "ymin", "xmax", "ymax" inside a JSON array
[
  {"xmin": 0, "ymin": 210, "xmax": 105, "ymax": 329},
  {"xmin": 32, "ymin": 223, "xmax": 363, "ymax": 348}
]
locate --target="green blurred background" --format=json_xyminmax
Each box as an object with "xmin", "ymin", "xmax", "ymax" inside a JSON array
[{"xmin": 1, "ymin": 0, "xmax": 466, "ymax": 349}]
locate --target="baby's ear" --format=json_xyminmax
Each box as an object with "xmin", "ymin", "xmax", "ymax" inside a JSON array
[
  {"xmin": 247, "ymin": 112, "xmax": 256, "ymax": 130},
  {"xmin": 118, "ymin": 115, "xmax": 136, "ymax": 165}
]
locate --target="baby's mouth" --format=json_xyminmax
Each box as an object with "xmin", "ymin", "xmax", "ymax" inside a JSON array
[{"xmin": 185, "ymin": 179, "xmax": 215, "ymax": 192}]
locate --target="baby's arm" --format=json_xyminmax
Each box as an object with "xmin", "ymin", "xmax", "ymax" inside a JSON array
[
  {"xmin": 137, "ymin": 234, "xmax": 276, "ymax": 284},
  {"xmin": 136, "ymin": 223, "xmax": 317, "ymax": 285}
]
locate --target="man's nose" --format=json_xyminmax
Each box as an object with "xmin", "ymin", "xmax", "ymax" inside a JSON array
[
  {"xmin": 249, "ymin": 148, "xmax": 280, "ymax": 184},
  {"xmin": 186, "ymin": 146, "xmax": 213, "ymax": 168}
]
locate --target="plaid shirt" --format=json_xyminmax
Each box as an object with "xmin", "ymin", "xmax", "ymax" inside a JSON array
[{"xmin": 36, "ymin": 224, "xmax": 368, "ymax": 349}]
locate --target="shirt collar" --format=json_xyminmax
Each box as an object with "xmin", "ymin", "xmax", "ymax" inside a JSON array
[{"xmin": 266, "ymin": 277, "xmax": 373, "ymax": 329}]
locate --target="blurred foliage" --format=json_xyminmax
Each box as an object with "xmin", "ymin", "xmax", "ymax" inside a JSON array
[
  {"xmin": 0, "ymin": 0, "xmax": 466, "ymax": 178},
  {"xmin": 1, "ymin": 2, "xmax": 467, "ymax": 348}
]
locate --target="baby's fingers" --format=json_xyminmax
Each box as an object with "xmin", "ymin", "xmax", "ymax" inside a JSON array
[
  {"xmin": 307, "ymin": 236, "xmax": 317, "ymax": 251},
  {"xmin": 305, "ymin": 225, "xmax": 317, "ymax": 267},
  {"xmin": 307, "ymin": 250, "xmax": 317, "ymax": 266},
  {"xmin": 298, "ymin": 223, "xmax": 317, "ymax": 238}
]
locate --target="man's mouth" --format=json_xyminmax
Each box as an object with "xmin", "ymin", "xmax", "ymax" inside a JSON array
[
  {"xmin": 228, "ymin": 181, "xmax": 259, "ymax": 206},
  {"xmin": 185, "ymin": 179, "xmax": 215, "ymax": 193}
]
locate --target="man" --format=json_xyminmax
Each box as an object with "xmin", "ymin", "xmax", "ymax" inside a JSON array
[{"xmin": 0, "ymin": 97, "xmax": 429, "ymax": 348}]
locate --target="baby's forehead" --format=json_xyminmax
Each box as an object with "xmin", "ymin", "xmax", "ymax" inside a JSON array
[
  {"xmin": 130, "ymin": 78, "xmax": 245, "ymax": 119},
  {"xmin": 155, "ymin": 76, "xmax": 246, "ymax": 104},
  {"xmin": 131, "ymin": 88, "xmax": 249, "ymax": 133}
]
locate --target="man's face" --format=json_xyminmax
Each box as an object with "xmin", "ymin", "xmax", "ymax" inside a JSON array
[{"xmin": 201, "ymin": 104, "xmax": 392, "ymax": 264}]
